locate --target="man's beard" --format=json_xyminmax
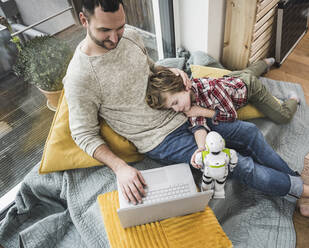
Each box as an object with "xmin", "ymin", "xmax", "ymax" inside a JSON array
[{"xmin": 88, "ymin": 28, "xmax": 121, "ymax": 51}]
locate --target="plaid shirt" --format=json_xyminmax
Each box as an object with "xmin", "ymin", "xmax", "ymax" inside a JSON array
[{"xmin": 189, "ymin": 77, "xmax": 247, "ymax": 130}]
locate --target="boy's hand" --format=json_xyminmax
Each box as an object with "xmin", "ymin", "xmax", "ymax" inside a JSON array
[
  {"xmin": 115, "ymin": 164, "xmax": 147, "ymax": 205},
  {"xmin": 168, "ymin": 68, "xmax": 191, "ymax": 90},
  {"xmin": 191, "ymin": 147, "xmax": 205, "ymax": 169}
]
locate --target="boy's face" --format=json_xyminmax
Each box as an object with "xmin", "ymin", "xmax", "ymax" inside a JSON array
[{"xmin": 163, "ymin": 91, "xmax": 191, "ymax": 113}]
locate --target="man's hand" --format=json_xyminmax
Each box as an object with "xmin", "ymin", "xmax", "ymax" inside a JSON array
[
  {"xmin": 115, "ymin": 164, "xmax": 147, "ymax": 205},
  {"xmin": 168, "ymin": 68, "xmax": 191, "ymax": 90},
  {"xmin": 93, "ymin": 144, "xmax": 147, "ymax": 205}
]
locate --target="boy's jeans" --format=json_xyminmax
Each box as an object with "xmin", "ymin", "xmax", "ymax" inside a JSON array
[{"xmin": 146, "ymin": 121, "xmax": 303, "ymax": 198}]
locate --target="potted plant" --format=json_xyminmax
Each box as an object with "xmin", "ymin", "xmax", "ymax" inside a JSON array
[{"xmin": 13, "ymin": 35, "xmax": 73, "ymax": 111}]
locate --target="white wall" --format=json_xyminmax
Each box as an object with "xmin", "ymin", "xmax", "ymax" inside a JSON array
[
  {"xmin": 174, "ymin": 0, "xmax": 208, "ymax": 53},
  {"xmin": 174, "ymin": 0, "xmax": 226, "ymax": 61},
  {"xmin": 207, "ymin": 0, "xmax": 226, "ymax": 61}
]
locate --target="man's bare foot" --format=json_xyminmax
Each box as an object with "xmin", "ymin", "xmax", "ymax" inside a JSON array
[
  {"xmin": 300, "ymin": 203, "xmax": 309, "ymax": 216},
  {"xmin": 299, "ymin": 188, "xmax": 309, "ymax": 217},
  {"xmin": 298, "ymin": 159, "xmax": 309, "ymax": 217}
]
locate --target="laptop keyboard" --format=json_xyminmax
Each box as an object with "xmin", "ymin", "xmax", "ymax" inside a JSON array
[{"xmin": 142, "ymin": 183, "xmax": 191, "ymax": 204}]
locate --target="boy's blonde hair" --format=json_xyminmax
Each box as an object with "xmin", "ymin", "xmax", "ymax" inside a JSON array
[{"xmin": 146, "ymin": 67, "xmax": 185, "ymax": 109}]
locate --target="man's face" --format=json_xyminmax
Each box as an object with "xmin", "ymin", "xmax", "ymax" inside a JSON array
[{"xmin": 81, "ymin": 4, "xmax": 126, "ymax": 51}]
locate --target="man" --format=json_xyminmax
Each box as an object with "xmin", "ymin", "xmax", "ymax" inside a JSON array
[
  {"xmin": 64, "ymin": 0, "xmax": 190, "ymax": 205},
  {"xmin": 64, "ymin": 0, "xmax": 309, "ymax": 214}
]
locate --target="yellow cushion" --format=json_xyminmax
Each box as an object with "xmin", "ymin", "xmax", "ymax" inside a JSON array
[
  {"xmin": 97, "ymin": 191, "xmax": 232, "ymax": 248},
  {"xmin": 190, "ymin": 65, "xmax": 265, "ymax": 120},
  {"xmin": 39, "ymin": 91, "xmax": 144, "ymax": 174}
]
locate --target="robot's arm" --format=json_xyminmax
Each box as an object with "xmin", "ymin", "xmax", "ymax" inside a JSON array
[{"xmin": 229, "ymin": 149, "xmax": 238, "ymax": 171}]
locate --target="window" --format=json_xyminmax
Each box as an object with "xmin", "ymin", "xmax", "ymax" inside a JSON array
[{"xmin": 123, "ymin": 0, "xmax": 175, "ymax": 60}]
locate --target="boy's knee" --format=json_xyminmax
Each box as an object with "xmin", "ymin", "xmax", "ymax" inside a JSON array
[
  {"xmin": 226, "ymin": 121, "xmax": 260, "ymax": 145},
  {"xmin": 233, "ymin": 155, "xmax": 255, "ymax": 184},
  {"xmin": 245, "ymin": 122, "xmax": 260, "ymax": 136}
]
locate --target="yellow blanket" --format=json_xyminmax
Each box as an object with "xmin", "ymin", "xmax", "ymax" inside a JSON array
[{"xmin": 97, "ymin": 191, "xmax": 232, "ymax": 248}]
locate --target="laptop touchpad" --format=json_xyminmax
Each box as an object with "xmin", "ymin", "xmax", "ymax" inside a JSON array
[{"xmin": 142, "ymin": 170, "xmax": 167, "ymax": 186}]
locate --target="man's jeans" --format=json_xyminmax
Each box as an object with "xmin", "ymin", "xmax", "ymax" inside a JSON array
[{"xmin": 146, "ymin": 120, "xmax": 303, "ymax": 198}]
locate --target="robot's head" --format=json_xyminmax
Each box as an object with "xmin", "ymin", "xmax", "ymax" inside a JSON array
[{"xmin": 205, "ymin": 131, "xmax": 225, "ymax": 153}]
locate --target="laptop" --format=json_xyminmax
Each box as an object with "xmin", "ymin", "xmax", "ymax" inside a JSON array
[{"xmin": 117, "ymin": 163, "xmax": 213, "ymax": 228}]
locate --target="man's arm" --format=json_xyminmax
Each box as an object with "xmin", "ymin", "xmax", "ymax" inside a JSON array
[{"xmin": 93, "ymin": 144, "xmax": 146, "ymax": 205}]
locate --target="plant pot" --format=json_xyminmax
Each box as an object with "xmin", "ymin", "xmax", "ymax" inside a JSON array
[{"xmin": 38, "ymin": 88, "xmax": 62, "ymax": 111}]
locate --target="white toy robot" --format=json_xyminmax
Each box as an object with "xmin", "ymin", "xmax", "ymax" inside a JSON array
[{"xmin": 195, "ymin": 131, "xmax": 238, "ymax": 199}]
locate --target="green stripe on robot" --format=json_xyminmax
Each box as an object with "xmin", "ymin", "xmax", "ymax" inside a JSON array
[{"xmin": 209, "ymin": 164, "xmax": 226, "ymax": 168}]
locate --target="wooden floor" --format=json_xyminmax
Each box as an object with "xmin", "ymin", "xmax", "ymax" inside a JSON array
[{"xmin": 265, "ymin": 31, "xmax": 309, "ymax": 248}]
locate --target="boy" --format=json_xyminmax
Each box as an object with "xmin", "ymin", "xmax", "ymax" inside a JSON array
[
  {"xmin": 145, "ymin": 59, "xmax": 309, "ymax": 216},
  {"xmin": 146, "ymin": 59, "xmax": 300, "ymax": 164},
  {"xmin": 147, "ymin": 58, "xmax": 301, "ymax": 165},
  {"xmin": 146, "ymin": 58, "xmax": 299, "ymax": 127}
]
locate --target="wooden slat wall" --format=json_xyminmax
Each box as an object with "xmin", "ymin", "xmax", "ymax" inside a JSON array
[
  {"xmin": 253, "ymin": 6, "xmax": 276, "ymax": 32},
  {"xmin": 250, "ymin": 0, "xmax": 279, "ymax": 64},
  {"xmin": 222, "ymin": 0, "xmax": 258, "ymax": 70},
  {"xmin": 256, "ymin": 0, "xmax": 278, "ymax": 21},
  {"xmin": 252, "ymin": 16, "xmax": 274, "ymax": 40},
  {"xmin": 222, "ymin": 0, "xmax": 279, "ymax": 70}
]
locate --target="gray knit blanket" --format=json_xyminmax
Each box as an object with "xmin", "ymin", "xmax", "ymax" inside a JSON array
[{"xmin": 1, "ymin": 53, "xmax": 309, "ymax": 248}]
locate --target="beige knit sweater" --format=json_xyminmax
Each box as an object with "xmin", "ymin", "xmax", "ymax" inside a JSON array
[{"xmin": 63, "ymin": 28, "xmax": 186, "ymax": 157}]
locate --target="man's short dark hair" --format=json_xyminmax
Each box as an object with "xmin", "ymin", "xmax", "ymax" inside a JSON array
[{"xmin": 82, "ymin": 0, "xmax": 123, "ymax": 19}]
